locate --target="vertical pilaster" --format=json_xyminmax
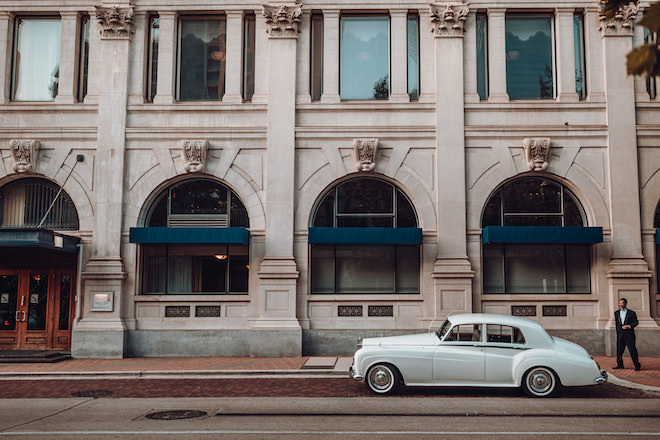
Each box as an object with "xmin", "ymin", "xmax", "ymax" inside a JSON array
[
  {"xmin": 0, "ymin": 12, "xmax": 14, "ymax": 103},
  {"xmin": 224, "ymin": 11, "xmax": 243, "ymax": 103},
  {"xmin": 556, "ymin": 8, "xmax": 579, "ymax": 102},
  {"xmin": 321, "ymin": 10, "xmax": 340, "ymax": 103},
  {"xmin": 83, "ymin": 9, "xmax": 100, "ymax": 104},
  {"xmin": 296, "ymin": 11, "xmax": 311, "ymax": 103},
  {"xmin": 390, "ymin": 9, "xmax": 409, "ymax": 103},
  {"xmin": 418, "ymin": 9, "xmax": 435, "ymax": 103},
  {"xmin": 463, "ymin": 12, "xmax": 479, "ymax": 103},
  {"xmin": 585, "ymin": 6, "xmax": 606, "ymax": 101},
  {"xmin": 127, "ymin": 11, "xmax": 147, "ymax": 104},
  {"xmin": 74, "ymin": 5, "xmax": 133, "ymax": 358},
  {"xmin": 153, "ymin": 11, "xmax": 176, "ymax": 105},
  {"xmin": 599, "ymin": 2, "xmax": 654, "ymax": 331},
  {"xmin": 429, "ymin": 3, "xmax": 474, "ymax": 325},
  {"xmin": 55, "ymin": 12, "xmax": 79, "ymax": 104},
  {"xmin": 252, "ymin": 12, "xmax": 269, "ymax": 103},
  {"xmin": 252, "ymin": 3, "xmax": 302, "ymax": 356},
  {"xmin": 487, "ymin": 8, "xmax": 508, "ymax": 102}
]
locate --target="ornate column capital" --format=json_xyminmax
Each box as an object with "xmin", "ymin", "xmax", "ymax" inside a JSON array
[
  {"xmin": 598, "ymin": 0, "xmax": 638, "ymax": 36},
  {"xmin": 523, "ymin": 137, "xmax": 551, "ymax": 172},
  {"xmin": 181, "ymin": 139, "xmax": 208, "ymax": 173},
  {"xmin": 354, "ymin": 138, "xmax": 379, "ymax": 172},
  {"xmin": 262, "ymin": 4, "xmax": 302, "ymax": 38},
  {"xmin": 9, "ymin": 139, "xmax": 40, "ymax": 173},
  {"xmin": 95, "ymin": 5, "xmax": 135, "ymax": 40},
  {"xmin": 429, "ymin": 3, "xmax": 469, "ymax": 37}
]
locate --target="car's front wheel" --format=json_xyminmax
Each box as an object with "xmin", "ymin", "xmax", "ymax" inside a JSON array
[
  {"xmin": 366, "ymin": 363, "xmax": 400, "ymax": 395},
  {"xmin": 522, "ymin": 367, "xmax": 558, "ymax": 397}
]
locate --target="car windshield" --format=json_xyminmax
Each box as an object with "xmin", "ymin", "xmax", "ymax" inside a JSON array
[{"xmin": 436, "ymin": 319, "xmax": 452, "ymax": 340}]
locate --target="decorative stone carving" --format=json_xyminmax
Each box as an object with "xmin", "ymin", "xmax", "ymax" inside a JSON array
[
  {"xmin": 9, "ymin": 139, "xmax": 40, "ymax": 173},
  {"xmin": 598, "ymin": 0, "xmax": 638, "ymax": 35},
  {"xmin": 181, "ymin": 139, "xmax": 208, "ymax": 173},
  {"xmin": 95, "ymin": 5, "xmax": 135, "ymax": 39},
  {"xmin": 353, "ymin": 138, "xmax": 379, "ymax": 172},
  {"xmin": 262, "ymin": 4, "xmax": 302, "ymax": 38},
  {"xmin": 523, "ymin": 137, "xmax": 551, "ymax": 172},
  {"xmin": 429, "ymin": 3, "xmax": 469, "ymax": 36}
]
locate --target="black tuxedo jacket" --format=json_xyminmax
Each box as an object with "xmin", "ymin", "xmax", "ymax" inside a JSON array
[{"xmin": 615, "ymin": 308, "xmax": 638, "ymax": 336}]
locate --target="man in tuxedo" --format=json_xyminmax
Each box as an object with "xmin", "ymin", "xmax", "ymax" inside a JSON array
[{"xmin": 613, "ymin": 298, "xmax": 641, "ymax": 371}]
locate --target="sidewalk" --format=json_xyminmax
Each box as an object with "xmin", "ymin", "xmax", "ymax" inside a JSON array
[{"xmin": 0, "ymin": 355, "xmax": 658, "ymax": 393}]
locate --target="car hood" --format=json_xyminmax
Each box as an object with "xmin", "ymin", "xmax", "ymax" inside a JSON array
[
  {"xmin": 552, "ymin": 336, "xmax": 590, "ymax": 357},
  {"xmin": 362, "ymin": 332, "xmax": 438, "ymax": 347}
]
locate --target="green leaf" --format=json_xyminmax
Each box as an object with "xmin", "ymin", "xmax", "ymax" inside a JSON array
[
  {"xmin": 626, "ymin": 44, "xmax": 659, "ymax": 76},
  {"xmin": 639, "ymin": 3, "xmax": 660, "ymax": 34}
]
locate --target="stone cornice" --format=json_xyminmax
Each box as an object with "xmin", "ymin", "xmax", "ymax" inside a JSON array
[
  {"xmin": 429, "ymin": 2, "xmax": 469, "ymax": 37},
  {"xmin": 598, "ymin": 0, "xmax": 639, "ymax": 36},
  {"xmin": 95, "ymin": 5, "xmax": 135, "ymax": 40},
  {"xmin": 262, "ymin": 3, "xmax": 302, "ymax": 39}
]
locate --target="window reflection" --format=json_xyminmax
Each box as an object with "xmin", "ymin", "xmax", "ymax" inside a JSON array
[
  {"xmin": 476, "ymin": 12, "xmax": 488, "ymax": 100},
  {"xmin": 12, "ymin": 18, "xmax": 61, "ymax": 101},
  {"xmin": 340, "ymin": 16, "xmax": 390, "ymax": 100},
  {"xmin": 407, "ymin": 13, "xmax": 419, "ymax": 101},
  {"xmin": 146, "ymin": 16, "xmax": 159, "ymax": 102}
]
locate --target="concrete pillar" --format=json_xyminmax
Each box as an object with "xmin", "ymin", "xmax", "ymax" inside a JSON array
[
  {"xmin": 429, "ymin": 2, "xmax": 474, "ymax": 326},
  {"xmin": 321, "ymin": 10, "xmax": 340, "ymax": 103},
  {"xmin": 252, "ymin": 3, "xmax": 302, "ymax": 356},
  {"xmin": 0, "ymin": 12, "xmax": 14, "ymax": 103},
  {"xmin": 390, "ymin": 9, "xmax": 409, "ymax": 103},
  {"xmin": 224, "ymin": 11, "xmax": 243, "ymax": 103},
  {"xmin": 556, "ymin": 8, "xmax": 579, "ymax": 102},
  {"xmin": 153, "ymin": 11, "xmax": 176, "ymax": 105},
  {"xmin": 54, "ymin": 12, "xmax": 80, "ymax": 104},
  {"xmin": 487, "ymin": 8, "xmax": 508, "ymax": 102},
  {"xmin": 74, "ymin": 5, "xmax": 133, "ymax": 358},
  {"xmin": 599, "ymin": 3, "xmax": 655, "ymax": 332}
]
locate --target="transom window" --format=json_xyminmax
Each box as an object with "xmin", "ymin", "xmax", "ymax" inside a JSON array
[{"xmin": 0, "ymin": 178, "xmax": 79, "ymax": 230}]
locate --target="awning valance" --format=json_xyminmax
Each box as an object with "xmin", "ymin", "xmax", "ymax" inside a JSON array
[
  {"xmin": 0, "ymin": 228, "xmax": 80, "ymax": 253},
  {"xmin": 129, "ymin": 227, "xmax": 249, "ymax": 245},
  {"xmin": 308, "ymin": 227, "xmax": 423, "ymax": 245},
  {"xmin": 482, "ymin": 226, "xmax": 603, "ymax": 245}
]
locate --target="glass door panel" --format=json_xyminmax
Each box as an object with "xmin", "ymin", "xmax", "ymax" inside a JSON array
[
  {"xmin": 0, "ymin": 274, "xmax": 19, "ymax": 331},
  {"xmin": 26, "ymin": 273, "xmax": 49, "ymax": 331}
]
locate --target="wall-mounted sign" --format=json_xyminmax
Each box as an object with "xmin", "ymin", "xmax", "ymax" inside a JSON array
[
  {"xmin": 0, "ymin": 294, "xmax": 8, "ymax": 304},
  {"xmin": 91, "ymin": 292, "xmax": 113, "ymax": 312}
]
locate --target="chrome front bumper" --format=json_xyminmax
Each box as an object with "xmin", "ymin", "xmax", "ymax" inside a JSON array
[
  {"xmin": 349, "ymin": 364, "xmax": 364, "ymax": 381},
  {"xmin": 596, "ymin": 369, "xmax": 608, "ymax": 384}
]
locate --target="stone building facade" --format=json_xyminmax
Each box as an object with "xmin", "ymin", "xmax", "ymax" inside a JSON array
[{"xmin": 0, "ymin": 0, "xmax": 658, "ymax": 358}]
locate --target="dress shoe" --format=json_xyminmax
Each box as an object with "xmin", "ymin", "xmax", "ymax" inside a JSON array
[
  {"xmin": 612, "ymin": 366, "xmax": 624, "ymax": 369},
  {"xmin": 635, "ymin": 366, "xmax": 641, "ymax": 371}
]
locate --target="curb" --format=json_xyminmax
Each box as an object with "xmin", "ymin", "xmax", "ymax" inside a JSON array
[{"xmin": 606, "ymin": 373, "xmax": 660, "ymax": 394}]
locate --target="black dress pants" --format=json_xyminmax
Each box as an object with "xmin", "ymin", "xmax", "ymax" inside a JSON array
[{"xmin": 616, "ymin": 331, "xmax": 640, "ymax": 368}]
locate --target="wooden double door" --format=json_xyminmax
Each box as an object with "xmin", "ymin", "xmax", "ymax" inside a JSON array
[{"xmin": 0, "ymin": 269, "xmax": 75, "ymax": 351}]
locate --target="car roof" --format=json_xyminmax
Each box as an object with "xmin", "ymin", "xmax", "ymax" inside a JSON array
[{"xmin": 446, "ymin": 313, "xmax": 553, "ymax": 346}]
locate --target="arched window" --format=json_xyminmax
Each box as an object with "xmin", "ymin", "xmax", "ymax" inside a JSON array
[
  {"xmin": 481, "ymin": 177, "xmax": 597, "ymax": 294},
  {"xmin": 0, "ymin": 178, "xmax": 79, "ymax": 230},
  {"xmin": 133, "ymin": 179, "xmax": 249, "ymax": 295},
  {"xmin": 309, "ymin": 177, "xmax": 421, "ymax": 294}
]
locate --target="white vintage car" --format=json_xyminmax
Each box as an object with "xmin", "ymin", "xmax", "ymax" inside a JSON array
[{"xmin": 349, "ymin": 313, "xmax": 607, "ymax": 397}]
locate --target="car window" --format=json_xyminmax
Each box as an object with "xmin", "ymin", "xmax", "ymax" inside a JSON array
[
  {"xmin": 444, "ymin": 324, "xmax": 482, "ymax": 342},
  {"xmin": 486, "ymin": 324, "xmax": 526, "ymax": 344},
  {"xmin": 436, "ymin": 320, "xmax": 452, "ymax": 340}
]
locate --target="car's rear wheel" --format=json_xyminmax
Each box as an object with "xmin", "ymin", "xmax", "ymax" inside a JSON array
[
  {"xmin": 366, "ymin": 363, "xmax": 400, "ymax": 395},
  {"xmin": 522, "ymin": 367, "xmax": 558, "ymax": 397}
]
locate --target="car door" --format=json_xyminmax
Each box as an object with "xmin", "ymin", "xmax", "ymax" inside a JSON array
[
  {"xmin": 483, "ymin": 324, "xmax": 527, "ymax": 385},
  {"xmin": 433, "ymin": 323, "xmax": 485, "ymax": 384}
]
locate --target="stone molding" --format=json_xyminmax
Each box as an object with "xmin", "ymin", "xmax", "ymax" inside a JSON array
[
  {"xmin": 95, "ymin": 5, "xmax": 135, "ymax": 40},
  {"xmin": 598, "ymin": 0, "xmax": 638, "ymax": 36},
  {"xmin": 262, "ymin": 4, "xmax": 302, "ymax": 38},
  {"xmin": 353, "ymin": 138, "xmax": 379, "ymax": 172},
  {"xmin": 523, "ymin": 137, "xmax": 551, "ymax": 172},
  {"xmin": 9, "ymin": 139, "xmax": 39, "ymax": 173},
  {"xmin": 182, "ymin": 139, "xmax": 208, "ymax": 173},
  {"xmin": 429, "ymin": 3, "xmax": 469, "ymax": 37}
]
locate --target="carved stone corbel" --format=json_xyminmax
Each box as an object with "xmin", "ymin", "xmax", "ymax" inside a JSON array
[
  {"xmin": 9, "ymin": 139, "xmax": 40, "ymax": 173},
  {"xmin": 95, "ymin": 5, "xmax": 135, "ymax": 39},
  {"xmin": 598, "ymin": 0, "xmax": 638, "ymax": 36},
  {"xmin": 523, "ymin": 137, "xmax": 551, "ymax": 172},
  {"xmin": 262, "ymin": 4, "xmax": 302, "ymax": 38},
  {"xmin": 354, "ymin": 138, "xmax": 379, "ymax": 172},
  {"xmin": 429, "ymin": 3, "xmax": 469, "ymax": 37},
  {"xmin": 182, "ymin": 139, "xmax": 208, "ymax": 173}
]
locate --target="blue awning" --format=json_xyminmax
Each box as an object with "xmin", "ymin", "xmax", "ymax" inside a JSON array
[
  {"xmin": 308, "ymin": 227, "xmax": 423, "ymax": 245},
  {"xmin": 129, "ymin": 227, "xmax": 249, "ymax": 245},
  {"xmin": 656, "ymin": 229, "xmax": 660, "ymax": 244},
  {"xmin": 482, "ymin": 226, "xmax": 603, "ymax": 244},
  {"xmin": 0, "ymin": 228, "xmax": 80, "ymax": 253}
]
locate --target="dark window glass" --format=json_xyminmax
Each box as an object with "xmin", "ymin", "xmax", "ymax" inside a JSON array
[
  {"xmin": 146, "ymin": 16, "xmax": 159, "ymax": 102},
  {"xmin": 313, "ymin": 192, "xmax": 335, "ymax": 227},
  {"xmin": 476, "ymin": 12, "xmax": 488, "ymax": 100},
  {"xmin": 505, "ymin": 15, "xmax": 554, "ymax": 99},
  {"xmin": 504, "ymin": 216, "xmax": 562, "ymax": 227},
  {"xmin": 396, "ymin": 190, "xmax": 417, "ymax": 227},
  {"xmin": 0, "ymin": 275, "xmax": 18, "ymax": 330},
  {"xmin": 178, "ymin": 17, "xmax": 226, "ymax": 101},
  {"xmin": 148, "ymin": 193, "xmax": 168, "ymax": 227},
  {"xmin": 58, "ymin": 274, "xmax": 72, "ymax": 330},
  {"xmin": 78, "ymin": 16, "xmax": 90, "ymax": 101},
  {"xmin": 482, "ymin": 191, "xmax": 502, "ymax": 227},
  {"xmin": 502, "ymin": 178, "xmax": 561, "ymax": 214},
  {"xmin": 336, "ymin": 216, "xmax": 393, "ymax": 227},
  {"xmin": 170, "ymin": 181, "xmax": 228, "ymax": 215},
  {"xmin": 340, "ymin": 16, "xmax": 390, "ymax": 100},
  {"xmin": 337, "ymin": 179, "xmax": 393, "ymax": 214},
  {"xmin": 644, "ymin": 28, "xmax": 657, "ymax": 99},
  {"xmin": 311, "ymin": 12, "xmax": 324, "ymax": 101},
  {"xmin": 573, "ymin": 12, "xmax": 586, "ymax": 100},
  {"xmin": 407, "ymin": 13, "xmax": 419, "ymax": 100},
  {"xmin": 654, "ymin": 201, "xmax": 660, "ymax": 228},
  {"xmin": 27, "ymin": 273, "xmax": 48, "ymax": 330},
  {"xmin": 242, "ymin": 13, "xmax": 255, "ymax": 101}
]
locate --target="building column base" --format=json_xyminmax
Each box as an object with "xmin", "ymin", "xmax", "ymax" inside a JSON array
[
  {"xmin": 605, "ymin": 257, "xmax": 657, "ymax": 331},
  {"xmin": 428, "ymin": 258, "xmax": 475, "ymax": 328}
]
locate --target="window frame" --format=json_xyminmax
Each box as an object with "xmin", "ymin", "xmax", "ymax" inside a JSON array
[
  {"xmin": 573, "ymin": 11, "xmax": 587, "ymax": 100},
  {"xmin": 77, "ymin": 14, "xmax": 90, "ymax": 102},
  {"xmin": 242, "ymin": 12, "xmax": 255, "ymax": 102},
  {"xmin": 145, "ymin": 14, "xmax": 159, "ymax": 103},
  {"xmin": 476, "ymin": 11, "xmax": 489, "ymax": 100},
  {"xmin": 407, "ymin": 12, "xmax": 420, "ymax": 101},
  {"xmin": 310, "ymin": 11, "xmax": 324, "ymax": 101}
]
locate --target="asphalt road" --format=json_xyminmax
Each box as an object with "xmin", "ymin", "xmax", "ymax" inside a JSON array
[{"xmin": 1, "ymin": 396, "xmax": 660, "ymax": 439}]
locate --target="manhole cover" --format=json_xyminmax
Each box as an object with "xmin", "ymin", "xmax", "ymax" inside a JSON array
[
  {"xmin": 145, "ymin": 410, "xmax": 208, "ymax": 420},
  {"xmin": 70, "ymin": 389, "xmax": 116, "ymax": 398}
]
